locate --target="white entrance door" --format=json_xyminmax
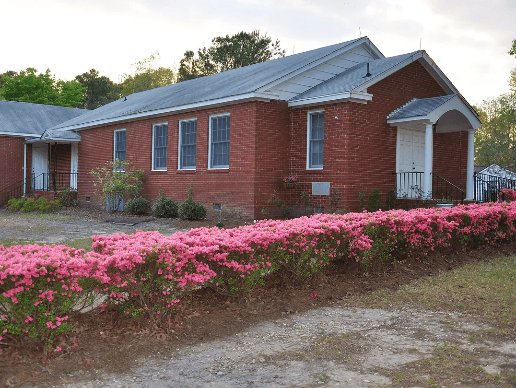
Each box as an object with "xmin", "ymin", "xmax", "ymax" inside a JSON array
[
  {"xmin": 396, "ymin": 129, "xmax": 425, "ymax": 198},
  {"xmin": 32, "ymin": 143, "xmax": 49, "ymax": 190},
  {"xmin": 70, "ymin": 143, "xmax": 78, "ymax": 190}
]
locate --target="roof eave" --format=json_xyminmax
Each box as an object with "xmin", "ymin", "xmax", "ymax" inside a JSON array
[
  {"xmin": 53, "ymin": 92, "xmax": 280, "ymax": 132},
  {"xmin": 288, "ymin": 91, "xmax": 372, "ymax": 108},
  {"xmin": 0, "ymin": 131, "xmax": 40, "ymax": 138}
]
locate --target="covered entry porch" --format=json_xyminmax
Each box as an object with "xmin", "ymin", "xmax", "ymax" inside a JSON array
[
  {"xmin": 387, "ymin": 94, "xmax": 481, "ymax": 203},
  {"xmin": 24, "ymin": 129, "xmax": 80, "ymax": 197}
]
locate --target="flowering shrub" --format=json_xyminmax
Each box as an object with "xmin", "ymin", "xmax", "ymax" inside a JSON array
[
  {"xmin": 3, "ymin": 201, "xmax": 516, "ymax": 348},
  {"xmin": 283, "ymin": 175, "xmax": 297, "ymax": 184},
  {"xmin": 0, "ymin": 244, "xmax": 96, "ymax": 347},
  {"xmin": 500, "ymin": 188, "xmax": 516, "ymax": 202}
]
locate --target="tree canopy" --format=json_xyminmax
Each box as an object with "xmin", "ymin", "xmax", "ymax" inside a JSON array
[
  {"xmin": 1, "ymin": 68, "xmax": 85, "ymax": 108},
  {"xmin": 119, "ymin": 52, "xmax": 175, "ymax": 97},
  {"xmin": 510, "ymin": 39, "xmax": 516, "ymax": 57},
  {"xmin": 177, "ymin": 30, "xmax": 286, "ymax": 82},
  {"xmin": 75, "ymin": 69, "xmax": 119, "ymax": 109}
]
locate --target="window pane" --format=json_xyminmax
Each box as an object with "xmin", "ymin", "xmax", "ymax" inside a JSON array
[
  {"xmin": 210, "ymin": 116, "xmax": 230, "ymax": 168},
  {"xmin": 153, "ymin": 124, "xmax": 168, "ymax": 170},
  {"xmin": 180, "ymin": 120, "xmax": 197, "ymax": 169},
  {"xmin": 309, "ymin": 113, "xmax": 324, "ymax": 168},
  {"xmin": 115, "ymin": 130, "xmax": 126, "ymax": 162}
]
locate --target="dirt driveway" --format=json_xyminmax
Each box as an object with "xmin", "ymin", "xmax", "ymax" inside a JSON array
[{"xmin": 1, "ymin": 208, "xmax": 515, "ymax": 387}]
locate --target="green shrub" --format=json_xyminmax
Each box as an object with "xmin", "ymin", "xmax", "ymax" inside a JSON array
[
  {"xmin": 9, "ymin": 197, "xmax": 61, "ymax": 213},
  {"xmin": 125, "ymin": 197, "xmax": 151, "ymax": 215},
  {"xmin": 178, "ymin": 199, "xmax": 207, "ymax": 220},
  {"xmin": 21, "ymin": 198, "xmax": 37, "ymax": 212},
  {"xmin": 58, "ymin": 188, "xmax": 78, "ymax": 207},
  {"xmin": 7, "ymin": 197, "xmax": 24, "ymax": 212},
  {"xmin": 152, "ymin": 193, "xmax": 178, "ymax": 218},
  {"xmin": 367, "ymin": 188, "xmax": 383, "ymax": 212}
]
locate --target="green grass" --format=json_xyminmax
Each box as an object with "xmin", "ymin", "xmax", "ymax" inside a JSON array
[
  {"xmin": 348, "ymin": 255, "xmax": 516, "ymax": 387},
  {"xmin": 0, "ymin": 212, "xmax": 74, "ymax": 221},
  {"xmin": 352, "ymin": 255, "xmax": 516, "ymax": 329},
  {"xmin": 0, "ymin": 238, "xmax": 35, "ymax": 247},
  {"xmin": 0, "ymin": 237, "xmax": 93, "ymax": 251},
  {"xmin": 59, "ymin": 238, "xmax": 93, "ymax": 252}
]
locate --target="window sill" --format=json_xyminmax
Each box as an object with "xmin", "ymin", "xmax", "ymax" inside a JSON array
[
  {"xmin": 177, "ymin": 169, "xmax": 196, "ymax": 174},
  {"xmin": 151, "ymin": 169, "xmax": 168, "ymax": 172},
  {"xmin": 208, "ymin": 168, "xmax": 230, "ymax": 173}
]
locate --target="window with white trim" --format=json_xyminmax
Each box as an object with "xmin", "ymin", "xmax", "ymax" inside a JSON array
[
  {"xmin": 152, "ymin": 123, "xmax": 168, "ymax": 171},
  {"xmin": 308, "ymin": 111, "xmax": 324, "ymax": 169},
  {"xmin": 114, "ymin": 129, "xmax": 126, "ymax": 162},
  {"xmin": 209, "ymin": 114, "xmax": 230, "ymax": 169},
  {"xmin": 179, "ymin": 119, "xmax": 197, "ymax": 170}
]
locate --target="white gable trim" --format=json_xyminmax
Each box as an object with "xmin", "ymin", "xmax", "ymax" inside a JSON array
[
  {"xmin": 352, "ymin": 51, "xmax": 425, "ymax": 93},
  {"xmin": 256, "ymin": 38, "xmax": 384, "ymax": 93}
]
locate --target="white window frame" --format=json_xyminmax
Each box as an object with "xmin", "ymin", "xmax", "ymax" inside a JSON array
[
  {"xmin": 306, "ymin": 110, "xmax": 324, "ymax": 170},
  {"xmin": 178, "ymin": 118, "xmax": 197, "ymax": 170},
  {"xmin": 152, "ymin": 122, "xmax": 168, "ymax": 171},
  {"xmin": 208, "ymin": 113, "xmax": 230, "ymax": 170},
  {"xmin": 113, "ymin": 129, "xmax": 126, "ymax": 172}
]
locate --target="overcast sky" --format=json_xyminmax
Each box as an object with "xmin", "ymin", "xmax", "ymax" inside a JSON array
[{"xmin": 1, "ymin": 0, "xmax": 515, "ymax": 105}]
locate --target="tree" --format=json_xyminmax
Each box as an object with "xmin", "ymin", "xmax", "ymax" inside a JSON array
[
  {"xmin": 0, "ymin": 70, "xmax": 17, "ymax": 99},
  {"xmin": 1, "ymin": 68, "xmax": 85, "ymax": 108},
  {"xmin": 75, "ymin": 69, "xmax": 119, "ymax": 109},
  {"xmin": 119, "ymin": 51, "xmax": 175, "ymax": 97},
  {"xmin": 510, "ymin": 39, "xmax": 516, "ymax": 57},
  {"xmin": 474, "ymin": 92, "xmax": 516, "ymax": 168},
  {"xmin": 177, "ymin": 30, "xmax": 286, "ymax": 82}
]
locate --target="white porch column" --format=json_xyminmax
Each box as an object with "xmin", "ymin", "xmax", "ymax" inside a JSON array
[
  {"xmin": 466, "ymin": 130, "xmax": 475, "ymax": 200},
  {"xmin": 424, "ymin": 123, "xmax": 434, "ymax": 199}
]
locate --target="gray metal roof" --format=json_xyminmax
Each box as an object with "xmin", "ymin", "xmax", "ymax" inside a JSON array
[
  {"xmin": 0, "ymin": 100, "xmax": 85, "ymax": 137},
  {"xmin": 387, "ymin": 94, "xmax": 456, "ymax": 120},
  {"xmin": 50, "ymin": 38, "xmax": 366, "ymax": 131},
  {"xmin": 290, "ymin": 52, "xmax": 420, "ymax": 101}
]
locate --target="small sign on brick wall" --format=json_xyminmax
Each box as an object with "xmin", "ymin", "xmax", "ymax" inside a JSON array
[{"xmin": 312, "ymin": 182, "xmax": 330, "ymax": 196}]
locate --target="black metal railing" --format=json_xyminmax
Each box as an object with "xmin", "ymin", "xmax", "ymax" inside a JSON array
[
  {"xmin": 432, "ymin": 173, "xmax": 464, "ymax": 205},
  {"xmin": 31, "ymin": 172, "xmax": 77, "ymax": 192},
  {"xmin": 474, "ymin": 172, "xmax": 516, "ymax": 203},
  {"xmin": 393, "ymin": 172, "xmax": 464, "ymax": 204},
  {"xmin": 0, "ymin": 179, "xmax": 27, "ymax": 206}
]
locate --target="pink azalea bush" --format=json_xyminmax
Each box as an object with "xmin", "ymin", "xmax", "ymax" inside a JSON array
[
  {"xmin": 2, "ymin": 201, "xmax": 516, "ymax": 347},
  {"xmin": 0, "ymin": 244, "xmax": 91, "ymax": 346}
]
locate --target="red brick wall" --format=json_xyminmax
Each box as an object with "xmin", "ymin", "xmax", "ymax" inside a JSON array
[
  {"xmin": 0, "ymin": 136, "xmax": 30, "ymax": 195},
  {"xmin": 287, "ymin": 59, "xmax": 467, "ymax": 213},
  {"xmin": 77, "ymin": 101, "xmax": 290, "ymax": 219}
]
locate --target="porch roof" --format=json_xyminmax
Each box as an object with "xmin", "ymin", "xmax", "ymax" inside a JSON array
[
  {"xmin": 0, "ymin": 100, "xmax": 85, "ymax": 137},
  {"xmin": 25, "ymin": 128, "xmax": 81, "ymax": 144},
  {"xmin": 387, "ymin": 94, "xmax": 481, "ymax": 131}
]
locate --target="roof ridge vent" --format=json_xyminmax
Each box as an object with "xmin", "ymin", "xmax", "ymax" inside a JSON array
[{"xmin": 387, "ymin": 98, "xmax": 416, "ymax": 119}]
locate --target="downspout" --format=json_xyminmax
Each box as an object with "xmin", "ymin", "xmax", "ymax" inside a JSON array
[{"xmin": 23, "ymin": 142, "xmax": 27, "ymax": 197}]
